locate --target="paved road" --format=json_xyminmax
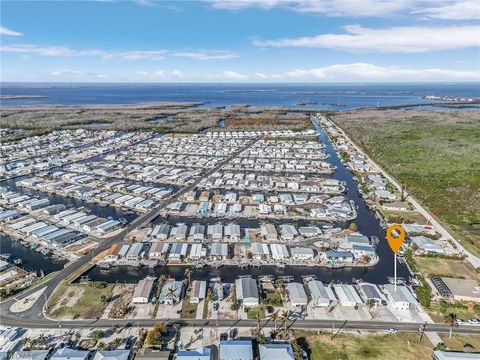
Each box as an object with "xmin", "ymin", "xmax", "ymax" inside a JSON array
[
  {"xmin": 0, "ymin": 137, "xmax": 259, "ymax": 324},
  {"xmin": 1, "ymin": 315, "xmax": 480, "ymax": 336},
  {"xmin": 319, "ymin": 114, "xmax": 480, "ymax": 268}
]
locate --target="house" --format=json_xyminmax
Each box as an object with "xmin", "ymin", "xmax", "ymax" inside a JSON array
[
  {"xmin": 51, "ymin": 348, "xmax": 89, "ymax": 360},
  {"xmin": 258, "ymin": 204, "xmax": 271, "ymax": 215},
  {"xmin": 224, "ymin": 223, "xmax": 241, "ymax": 241},
  {"xmin": 189, "ymin": 244, "xmax": 206, "ymax": 260},
  {"xmin": 383, "ymin": 284, "xmax": 418, "ymax": 310},
  {"xmin": 280, "ymin": 224, "xmax": 298, "ymax": 240},
  {"xmin": 176, "ymin": 348, "xmax": 211, "ymax": 360},
  {"xmin": 381, "ymin": 201, "xmax": 408, "ymax": 211},
  {"xmin": 346, "ymin": 234, "xmax": 370, "ymax": 247},
  {"xmin": 332, "ymin": 284, "xmax": 362, "ymax": 307},
  {"xmin": 159, "ymin": 281, "xmax": 184, "ymax": 305},
  {"xmin": 199, "ymin": 191, "xmax": 210, "ymax": 202},
  {"xmin": 93, "ymin": 350, "xmax": 131, "ymax": 360},
  {"xmin": 259, "ymin": 344, "xmax": 294, "ymax": 360},
  {"xmin": 290, "ymin": 247, "xmax": 314, "ymax": 260},
  {"xmin": 298, "ymin": 226, "xmax": 321, "ymax": 237},
  {"xmin": 134, "ymin": 349, "xmax": 170, "ymax": 360},
  {"xmin": 250, "ymin": 243, "xmax": 270, "ymax": 260},
  {"xmin": 325, "ymin": 251, "xmax": 353, "ymax": 264},
  {"xmin": 220, "ymin": 340, "xmax": 253, "ymax": 360},
  {"xmin": 168, "ymin": 243, "xmax": 188, "ymax": 261},
  {"xmin": 190, "ymin": 223, "xmax": 206, "ymax": 241},
  {"xmin": 235, "ymin": 277, "xmax": 259, "ymax": 307},
  {"xmin": 207, "ymin": 223, "xmax": 223, "ymax": 240},
  {"xmin": 286, "ymin": 282, "xmax": 308, "ymax": 307},
  {"xmin": 149, "ymin": 242, "xmax": 164, "ymax": 259},
  {"xmin": 433, "ymin": 277, "xmax": 480, "ymax": 302},
  {"xmin": 210, "ymin": 243, "xmax": 229, "ymax": 260},
  {"xmin": 308, "ymin": 280, "xmax": 336, "ymax": 307},
  {"xmin": 352, "ymin": 244, "xmax": 377, "ymax": 260},
  {"xmin": 197, "ymin": 202, "xmax": 211, "ymax": 214},
  {"xmin": 171, "ymin": 224, "xmax": 188, "ymax": 240},
  {"xmin": 151, "ymin": 223, "xmax": 171, "ymax": 240},
  {"xmin": 260, "ymin": 224, "xmax": 277, "ymax": 241},
  {"xmin": 12, "ymin": 351, "xmax": 50, "ymax": 360},
  {"xmin": 132, "ymin": 276, "xmax": 156, "ymax": 304},
  {"xmin": 411, "ymin": 236, "xmax": 445, "ymax": 255},
  {"xmin": 126, "ymin": 243, "xmax": 143, "ymax": 261},
  {"xmin": 190, "ymin": 280, "xmax": 207, "ymax": 304},
  {"xmin": 433, "ymin": 350, "xmax": 480, "ymax": 360},
  {"xmin": 375, "ymin": 190, "xmax": 396, "ymax": 200},
  {"xmin": 270, "ymin": 244, "xmax": 289, "ymax": 260},
  {"xmin": 358, "ymin": 283, "xmax": 387, "ymax": 306}
]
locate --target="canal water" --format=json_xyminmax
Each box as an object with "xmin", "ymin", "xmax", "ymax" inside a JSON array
[
  {"xmin": 84, "ymin": 119, "xmax": 410, "ymax": 284},
  {"xmin": 0, "ymin": 232, "xmax": 66, "ymax": 275}
]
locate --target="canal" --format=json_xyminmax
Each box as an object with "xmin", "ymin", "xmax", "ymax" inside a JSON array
[
  {"xmin": 0, "ymin": 232, "xmax": 66, "ymax": 275},
  {"xmin": 84, "ymin": 118, "xmax": 410, "ymax": 284}
]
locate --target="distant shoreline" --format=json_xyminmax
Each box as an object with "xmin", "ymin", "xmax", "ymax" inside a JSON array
[{"xmin": 1, "ymin": 95, "xmax": 50, "ymax": 100}]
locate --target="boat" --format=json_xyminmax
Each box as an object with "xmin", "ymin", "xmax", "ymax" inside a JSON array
[
  {"xmin": 210, "ymin": 276, "xmax": 221, "ymax": 283},
  {"xmin": 276, "ymin": 262, "xmax": 286, "ymax": 269},
  {"xmin": 0, "ymin": 253, "xmax": 11, "ymax": 260},
  {"xmin": 387, "ymin": 277, "xmax": 406, "ymax": 285},
  {"xmin": 352, "ymin": 278, "xmax": 363, "ymax": 284},
  {"xmin": 13, "ymin": 258, "xmax": 22, "ymax": 265},
  {"xmin": 277, "ymin": 275, "xmax": 294, "ymax": 283},
  {"xmin": 258, "ymin": 275, "xmax": 274, "ymax": 283},
  {"xmin": 302, "ymin": 275, "xmax": 317, "ymax": 283}
]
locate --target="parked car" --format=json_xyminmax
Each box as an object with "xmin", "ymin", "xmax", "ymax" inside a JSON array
[{"xmin": 387, "ymin": 328, "xmax": 398, "ymax": 334}]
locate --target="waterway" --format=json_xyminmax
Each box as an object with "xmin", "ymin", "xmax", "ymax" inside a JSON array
[
  {"xmin": 0, "ymin": 232, "xmax": 66, "ymax": 275},
  {"xmin": 84, "ymin": 118, "xmax": 410, "ymax": 285}
]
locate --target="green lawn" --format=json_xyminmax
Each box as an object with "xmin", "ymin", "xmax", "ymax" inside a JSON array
[
  {"xmin": 302, "ymin": 332, "xmax": 433, "ymax": 360},
  {"xmin": 247, "ymin": 306, "xmax": 266, "ymax": 319},
  {"xmin": 333, "ymin": 109, "xmax": 480, "ymax": 256},
  {"xmin": 47, "ymin": 282, "xmax": 113, "ymax": 319}
]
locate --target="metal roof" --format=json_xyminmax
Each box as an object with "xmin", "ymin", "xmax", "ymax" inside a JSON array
[{"xmin": 220, "ymin": 340, "xmax": 253, "ymax": 360}]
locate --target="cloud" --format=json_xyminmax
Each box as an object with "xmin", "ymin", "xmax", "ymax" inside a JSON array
[
  {"xmin": 282, "ymin": 63, "xmax": 479, "ymax": 81},
  {"xmin": 51, "ymin": 69, "xmax": 107, "ymax": 79},
  {"xmin": 135, "ymin": 0, "xmax": 158, "ymax": 7},
  {"xmin": 0, "ymin": 26, "xmax": 23, "ymax": 36},
  {"xmin": 1, "ymin": 44, "xmax": 236, "ymax": 60},
  {"xmin": 171, "ymin": 69, "xmax": 183, "ymax": 78},
  {"xmin": 413, "ymin": 0, "xmax": 480, "ymax": 20},
  {"xmin": 172, "ymin": 51, "xmax": 238, "ymax": 60},
  {"xmin": 209, "ymin": 0, "xmax": 414, "ymax": 17},
  {"xmin": 223, "ymin": 70, "xmax": 248, "ymax": 79},
  {"xmin": 135, "ymin": 70, "xmax": 184, "ymax": 78},
  {"xmin": 252, "ymin": 25, "xmax": 480, "ymax": 53}
]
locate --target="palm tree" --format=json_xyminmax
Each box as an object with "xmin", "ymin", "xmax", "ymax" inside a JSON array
[
  {"xmin": 166, "ymin": 286, "xmax": 178, "ymax": 304},
  {"xmin": 280, "ymin": 310, "xmax": 290, "ymax": 332},
  {"xmin": 444, "ymin": 313, "xmax": 458, "ymax": 338},
  {"xmin": 255, "ymin": 312, "xmax": 262, "ymax": 335},
  {"xmin": 269, "ymin": 310, "xmax": 279, "ymax": 331},
  {"xmin": 184, "ymin": 268, "xmax": 193, "ymax": 287}
]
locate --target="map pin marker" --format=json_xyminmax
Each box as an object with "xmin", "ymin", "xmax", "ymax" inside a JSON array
[{"xmin": 386, "ymin": 224, "xmax": 406, "ymax": 253}]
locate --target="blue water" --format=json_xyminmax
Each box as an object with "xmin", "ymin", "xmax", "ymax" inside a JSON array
[{"xmin": 1, "ymin": 83, "xmax": 479, "ymax": 109}]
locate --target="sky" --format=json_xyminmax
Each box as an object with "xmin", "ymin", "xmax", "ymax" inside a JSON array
[{"xmin": 1, "ymin": 0, "xmax": 479, "ymax": 82}]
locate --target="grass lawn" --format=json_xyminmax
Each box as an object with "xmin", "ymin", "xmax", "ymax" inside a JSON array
[
  {"xmin": 332, "ymin": 109, "xmax": 480, "ymax": 256},
  {"xmin": 415, "ymin": 257, "xmax": 479, "ymax": 280},
  {"xmin": 180, "ymin": 296, "xmax": 198, "ymax": 319},
  {"xmin": 247, "ymin": 306, "xmax": 266, "ymax": 319},
  {"xmin": 47, "ymin": 282, "xmax": 113, "ymax": 319},
  {"xmin": 440, "ymin": 334, "xmax": 480, "ymax": 352},
  {"xmin": 301, "ymin": 332, "xmax": 433, "ymax": 360},
  {"xmin": 428, "ymin": 300, "xmax": 479, "ymax": 323},
  {"xmin": 380, "ymin": 209, "xmax": 428, "ymax": 225}
]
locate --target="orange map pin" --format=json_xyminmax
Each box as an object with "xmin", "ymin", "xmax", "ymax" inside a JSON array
[{"xmin": 386, "ymin": 225, "xmax": 406, "ymax": 253}]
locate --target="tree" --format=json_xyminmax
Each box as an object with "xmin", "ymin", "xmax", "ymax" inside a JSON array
[
  {"xmin": 255, "ymin": 312, "xmax": 262, "ymax": 335},
  {"xmin": 269, "ymin": 311, "xmax": 279, "ymax": 331},
  {"xmin": 280, "ymin": 310, "xmax": 290, "ymax": 332},
  {"xmin": 444, "ymin": 313, "xmax": 458, "ymax": 339},
  {"xmin": 90, "ymin": 330, "xmax": 104, "ymax": 341},
  {"xmin": 184, "ymin": 268, "xmax": 193, "ymax": 287},
  {"xmin": 146, "ymin": 324, "xmax": 167, "ymax": 348},
  {"xmin": 100, "ymin": 295, "xmax": 110, "ymax": 304},
  {"xmin": 166, "ymin": 286, "xmax": 178, "ymax": 304},
  {"xmin": 348, "ymin": 223, "xmax": 358, "ymax": 232},
  {"xmin": 366, "ymin": 299, "xmax": 375, "ymax": 309}
]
